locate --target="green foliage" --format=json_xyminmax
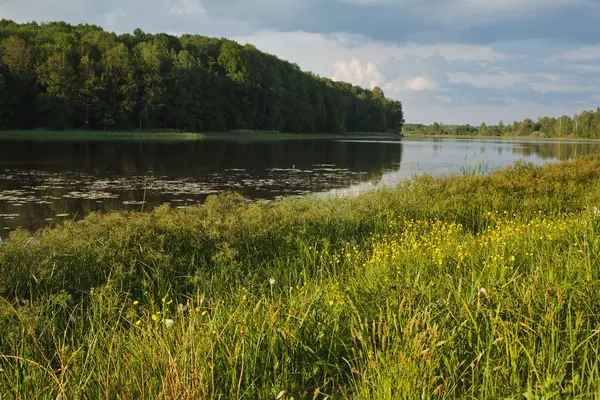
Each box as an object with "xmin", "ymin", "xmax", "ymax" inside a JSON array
[
  {"xmin": 404, "ymin": 107, "xmax": 600, "ymax": 139},
  {"xmin": 1, "ymin": 156, "xmax": 600, "ymax": 397},
  {"xmin": 0, "ymin": 20, "xmax": 404, "ymax": 134}
]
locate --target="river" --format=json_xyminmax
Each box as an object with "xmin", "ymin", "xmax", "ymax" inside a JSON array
[{"xmin": 1, "ymin": 136, "xmax": 599, "ymax": 236}]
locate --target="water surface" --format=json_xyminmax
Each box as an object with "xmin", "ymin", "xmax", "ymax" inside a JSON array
[{"xmin": 1, "ymin": 136, "xmax": 599, "ymax": 236}]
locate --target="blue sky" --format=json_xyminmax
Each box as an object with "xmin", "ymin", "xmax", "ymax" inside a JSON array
[{"xmin": 1, "ymin": 0, "xmax": 599, "ymax": 124}]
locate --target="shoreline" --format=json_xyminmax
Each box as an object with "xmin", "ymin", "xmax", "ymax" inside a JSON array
[
  {"xmin": 402, "ymin": 132, "xmax": 600, "ymax": 142},
  {"xmin": 0, "ymin": 130, "xmax": 401, "ymax": 141}
]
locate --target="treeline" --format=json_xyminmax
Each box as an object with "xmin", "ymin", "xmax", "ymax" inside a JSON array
[
  {"xmin": 0, "ymin": 20, "xmax": 404, "ymax": 133},
  {"xmin": 404, "ymin": 107, "xmax": 600, "ymax": 139}
]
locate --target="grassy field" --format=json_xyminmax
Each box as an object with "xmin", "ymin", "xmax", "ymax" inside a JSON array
[
  {"xmin": 0, "ymin": 130, "xmax": 399, "ymax": 142},
  {"xmin": 1, "ymin": 156, "xmax": 600, "ymax": 398}
]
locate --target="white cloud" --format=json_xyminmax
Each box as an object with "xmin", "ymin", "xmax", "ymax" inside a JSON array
[
  {"xmin": 405, "ymin": 76, "xmax": 436, "ymax": 91},
  {"xmin": 448, "ymin": 72, "xmax": 528, "ymax": 88},
  {"xmin": 558, "ymin": 46, "xmax": 600, "ymax": 62},
  {"xmin": 232, "ymin": 30, "xmax": 506, "ymax": 79},
  {"xmin": 453, "ymin": 0, "xmax": 580, "ymax": 14},
  {"xmin": 529, "ymin": 82, "xmax": 593, "ymax": 93},
  {"xmin": 406, "ymin": 100, "xmax": 592, "ymax": 125},
  {"xmin": 169, "ymin": 0, "xmax": 205, "ymax": 15},
  {"xmin": 332, "ymin": 59, "xmax": 383, "ymax": 88},
  {"xmin": 230, "ymin": 29, "xmax": 600, "ymax": 125}
]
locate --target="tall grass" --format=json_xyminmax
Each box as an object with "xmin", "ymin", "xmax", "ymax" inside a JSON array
[
  {"xmin": 1, "ymin": 156, "xmax": 600, "ymax": 398},
  {"xmin": 458, "ymin": 155, "xmax": 490, "ymax": 176}
]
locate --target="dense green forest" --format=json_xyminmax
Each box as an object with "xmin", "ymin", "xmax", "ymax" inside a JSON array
[
  {"xmin": 0, "ymin": 20, "xmax": 404, "ymax": 133},
  {"xmin": 404, "ymin": 107, "xmax": 600, "ymax": 139}
]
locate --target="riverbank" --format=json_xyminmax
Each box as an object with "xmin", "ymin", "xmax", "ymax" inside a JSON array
[
  {"xmin": 1, "ymin": 155, "xmax": 600, "ymax": 398},
  {"xmin": 403, "ymin": 132, "xmax": 600, "ymax": 142},
  {"xmin": 0, "ymin": 130, "xmax": 400, "ymax": 142}
]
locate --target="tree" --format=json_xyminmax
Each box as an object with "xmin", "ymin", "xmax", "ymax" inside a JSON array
[
  {"xmin": 2, "ymin": 35, "xmax": 38, "ymax": 128},
  {"xmin": 0, "ymin": 71, "xmax": 7, "ymax": 127},
  {"xmin": 0, "ymin": 20, "xmax": 405, "ymax": 134},
  {"xmin": 135, "ymin": 41, "xmax": 168, "ymax": 129},
  {"xmin": 101, "ymin": 42, "xmax": 137, "ymax": 129},
  {"xmin": 479, "ymin": 122, "xmax": 487, "ymax": 135}
]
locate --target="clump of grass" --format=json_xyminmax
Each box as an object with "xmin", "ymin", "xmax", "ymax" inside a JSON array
[
  {"xmin": 458, "ymin": 155, "xmax": 491, "ymax": 176},
  {"xmin": 1, "ymin": 155, "xmax": 600, "ymax": 398}
]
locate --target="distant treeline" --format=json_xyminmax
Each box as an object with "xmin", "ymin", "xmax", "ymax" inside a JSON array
[
  {"xmin": 405, "ymin": 108, "xmax": 600, "ymax": 139},
  {"xmin": 0, "ymin": 20, "xmax": 404, "ymax": 133}
]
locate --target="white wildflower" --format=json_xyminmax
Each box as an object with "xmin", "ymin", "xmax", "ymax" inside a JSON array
[
  {"xmin": 165, "ymin": 319, "xmax": 174, "ymax": 328},
  {"xmin": 269, "ymin": 278, "xmax": 276, "ymax": 286},
  {"xmin": 478, "ymin": 288, "xmax": 487, "ymax": 295}
]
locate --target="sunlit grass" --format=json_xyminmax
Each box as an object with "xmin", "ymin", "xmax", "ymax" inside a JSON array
[{"xmin": 1, "ymin": 156, "xmax": 600, "ymax": 398}]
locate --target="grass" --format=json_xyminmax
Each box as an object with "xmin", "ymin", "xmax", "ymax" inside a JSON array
[
  {"xmin": 0, "ymin": 130, "xmax": 400, "ymax": 142},
  {"xmin": 1, "ymin": 155, "xmax": 600, "ymax": 398}
]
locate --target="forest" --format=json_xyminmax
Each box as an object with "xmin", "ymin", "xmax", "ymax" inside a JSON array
[
  {"xmin": 404, "ymin": 107, "xmax": 600, "ymax": 139},
  {"xmin": 0, "ymin": 20, "xmax": 404, "ymax": 133}
]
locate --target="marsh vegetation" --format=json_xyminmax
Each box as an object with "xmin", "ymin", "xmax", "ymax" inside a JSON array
[{"xmin": 1, "ymin": 156, "xmax": 600, "ymax": 398}]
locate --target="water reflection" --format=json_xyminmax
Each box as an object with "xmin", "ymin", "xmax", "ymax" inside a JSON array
[
  {"xmin": 0, "ymin": 139, "xmax": 403, "ymax": 235},
  {"xmin": 1, "ymin": 136, "xmax": 599, "ymax": 236},
  {"xmin": 321, "ymin": 138, "xmax": 600, "ymax": 197}
]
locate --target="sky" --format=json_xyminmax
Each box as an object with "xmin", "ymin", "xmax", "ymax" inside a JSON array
[{"xmin": 1, "ymin": 0, "xmax": 599, "ymax": 124}]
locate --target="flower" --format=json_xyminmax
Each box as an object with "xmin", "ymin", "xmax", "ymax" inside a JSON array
[
  {"xmin": 133, "ymin": 300, "xmax": 139, "ymax": 305},
  {"xmin": 151, "ymin": 314, "xmax": 158, "ymax": 321},
  {"xmin": 594, "ymin": 207, "xmax": 600, "ymax": 217},
  {"xmin": 478, "ymin": 288, "xmax": 487, "ymax": 295},
  {"xmin": 135, "ymin": 320, "xmax": 141, "ymax": 326},
  {"xmin": 202, "ymin": 311, "xmax": 208, "ymax": 316},
  {"xmin": 165, "ymin": 319, "xmax": 174, "ymax": 328},
  {"xmin": 269, "ymin": 278, "xmax": 276, "ymax": 285}
]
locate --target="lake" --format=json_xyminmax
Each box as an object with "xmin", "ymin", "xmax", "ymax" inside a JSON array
[{"xmin": 1, "ymin": 136, "xmax": 599, "ymax": 236}]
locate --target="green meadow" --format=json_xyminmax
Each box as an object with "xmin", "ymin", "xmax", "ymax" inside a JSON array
[{"xmin": 1, "ymin": 156, "xmax": 600, "ymax": 399}]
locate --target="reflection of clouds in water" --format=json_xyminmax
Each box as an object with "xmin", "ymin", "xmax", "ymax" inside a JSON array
[
  {"xmin": 1, "ymin": 137, "xmax": 600, "ymax": 236},
  {"xmin": 317, "ymin": 166, "xmax": 418, "ymax": 198},
  {"xmin": 318, "ymin": 138, "xmax": 598, "ymax": 199}
]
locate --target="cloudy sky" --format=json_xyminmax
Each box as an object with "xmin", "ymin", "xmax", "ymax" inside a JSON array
[{"xmin": 2, "ymin": 0, "xmax": 599, "ymax": 124}]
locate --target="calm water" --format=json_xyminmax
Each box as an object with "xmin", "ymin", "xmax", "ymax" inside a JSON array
[{"xmin": 1, "ymin": 136, "xmax": 599, "ymax": 236}]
